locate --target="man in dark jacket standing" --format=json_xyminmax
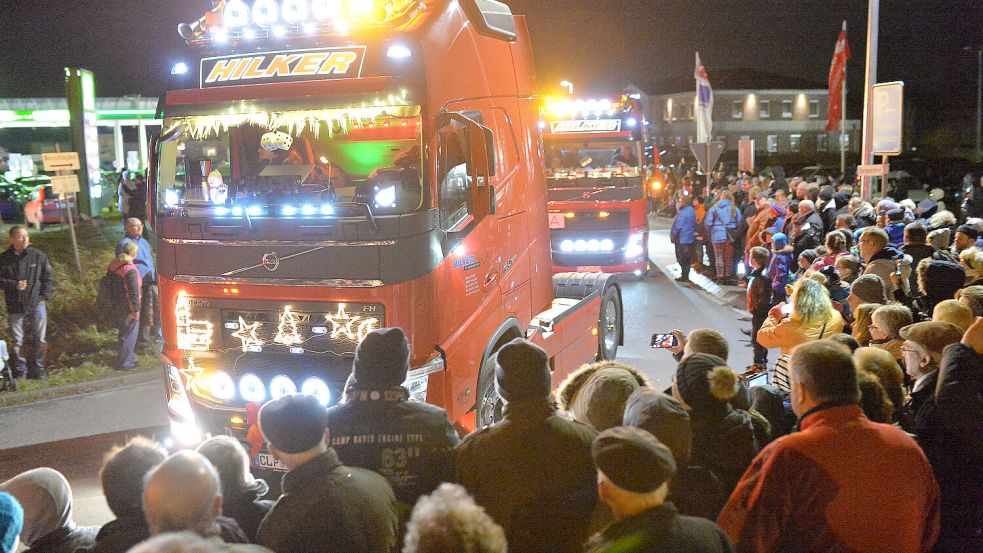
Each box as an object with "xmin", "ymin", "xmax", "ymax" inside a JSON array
[
  {"xmin": 327, "ymin": 327, "xmax": 460, "ymax": 511},
  {"xmin": 585, "ymin": 426, "xmax": 734, "ymax": 553},
  {"xmin": 786, "ymin": 200, "xmax": 823, "ymax": 258},
  {"xmin": 0, "ymin": 226, "xmax": 54, "ymax": 380},
  {"xmin": 257, "ymin": 394, "xmax": 399, "ymax": 553},
  {"xmin": 671, "ymin": 196, "xmax": 698, "ymax": 283},
  {"xmin": 455, "ymin": 338, "xmax": 599, "ymax": 553}
]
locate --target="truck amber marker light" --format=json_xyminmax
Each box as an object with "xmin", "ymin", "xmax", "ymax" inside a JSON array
[{"xmin": 175, "ymin": 291, "xmax": 214, "ymax": 351}]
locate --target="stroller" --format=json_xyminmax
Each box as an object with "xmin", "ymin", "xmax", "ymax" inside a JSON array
[{"xmin": 0, "ymin": 339, "xmax": 14, "ymax": 392}]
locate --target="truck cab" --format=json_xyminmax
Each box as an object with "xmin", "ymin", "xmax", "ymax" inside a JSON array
[{"xmin": 151, "ymin": 0, "xmax": 623, "ymax": 460}]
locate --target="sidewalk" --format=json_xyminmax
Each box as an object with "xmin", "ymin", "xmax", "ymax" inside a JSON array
[{"xmin": 0, "ymin": 369, "xmax": 162, "ymax": 410}]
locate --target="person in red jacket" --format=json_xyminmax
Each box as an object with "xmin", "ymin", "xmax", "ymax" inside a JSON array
[
  {"xmin": 107, "ymin": 242, "xmax": 142, "ymax": 371},
  {"xmin": 717, "ymin": 340, "xmax": 940, "ymax": 553}
]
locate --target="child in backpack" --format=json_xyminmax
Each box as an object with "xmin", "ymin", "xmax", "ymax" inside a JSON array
[
  {"xmin": 746, "ymin": 246, "xmax": 773, "ymax": 374},
  {"xmin": 768, "ymin": 233, "xmax": 794, "ymax": 305},
  {"xmin": 106, "ymin": 242, "xmax": 142, "ymax": 371}
]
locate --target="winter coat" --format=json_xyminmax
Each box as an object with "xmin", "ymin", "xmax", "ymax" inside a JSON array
[
  {"xmin": 766, "ymin": 247, "xmax": 794, "ymax": 297},
  {"xmin": 671, "ymin": 205, "xmax": 697, "ymax": 245},
  {"xmin": 584, "ymin": 502, "xmax": 734, "ymax": 553},
  {"xmin": 863, "ymin": 245, "xmax": 903, "ymax": 295},
  {"xmin": 756, "ymin": 309, "xmax": 845, "ymax": 356},
  {"xmin": 718, "ymin": 405, "xmax": 940, "ymax": 553},
  {"xmin": 788, "ymin": 210, "xmax": 824, "ymax": 258},
  {"xmin": 851, "ymin": 202, "xmax": 877, "ymax": 228},
  {"xmin": 706, "ymin": 199, "xmax": 738, "ymax": 244},
  {"xmin": 690, "ymin": 405, "xmax": 760, "ymax": 517},
  {"xmin": 256, "ymin": 450, "xmax": 399, "ymax": 553},
  {"xmin": 23, "ymin": 525, "xmax": 97, "ymax": 553},
  {"xmin": 556, "ymin": 363, "xmax": 650, "ymax": 432},
  {"xmin": 454, "ymin": 397, "xmax": 599, "ymax": 553},
  {"xmin": 86, "ymin": 514, "xmax": 148, "ymax": 553},
  {"xmin": 921, "ymin": 260, "xmax": 967, "ymax": 314},
  {"xmin": 0, "ymin": 246, "xmax": 54, "ymax": 313},
  {"xmin": 327, "ymin": 385, "xmax": 460, "ymax": 507},
  {"xmin": 744, "ymin": 205, "xmax": 772, "ymax": 252},
  {"xmin": 106, "ymin": 259, "xmax": 142, "ymax": 321},
  {"xmin": 765, "ymin": 205, "xmax": 787, "ymax": 236},
  {"xmin": 221, "ymin": 492, "xmax": 273, "ymax": 544},
  {"xmin": 914, "ymin": 344, "xmax": 983, "ymax": 552},
  {"xmin": 811, "ymin": 251, "xmax": 849, "ymax": 272},
  {"xmin": 903, "ymin": 243, "xmax": 936, "ymax": 293},
  {"xmin": 746, "ymin": 266, "xmax": 772, "ymax": 316},
  {"xmin": 886, "ymin": 222, "xmax": 906, "ymax": 248},
  {"xmin": 901, "ymin": 370, "xmax": 938, "ymax": 435}
]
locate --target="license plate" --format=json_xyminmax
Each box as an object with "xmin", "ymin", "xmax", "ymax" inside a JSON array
[
  {"xmin": 256, "ymin": 453, "xmax": 288, "ymax": 472},
  {"xmin": 577, "ymin": 266, "xmax": 602, "ymax": 272}
]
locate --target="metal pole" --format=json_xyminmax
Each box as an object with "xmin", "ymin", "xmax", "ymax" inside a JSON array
[
  {"xmin": 841, "ymin": 68, "xmax": 847, "ymax": 176},
  {"xmin": 976, "ymin": 47, "xmax": 981, "ymax": 162},
  {"xmin": 860, "ymin": 0, "xmax": 879, "ymax": 200},
  {"xmin": 54, "ymin": 144, "xmax": 83, "ymax": 275}
]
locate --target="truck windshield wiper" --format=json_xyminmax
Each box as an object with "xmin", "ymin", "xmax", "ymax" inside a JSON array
[{"xmin": 333, "ymin": 202, "xmax": 378, "ymax": 232}]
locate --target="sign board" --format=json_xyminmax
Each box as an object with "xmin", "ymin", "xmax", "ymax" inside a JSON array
[
  {"xmin": 200, "ymin": 46, "xmax": 367, "ymax": 89},
  {"xmin": 50, "ymin": 175, "xmax": 81, "ymax": 195},
  {"xmin": 689, "ymin": 142, "xmax": 724, "ymax": 174},
  {"xmin": 42, "ymin": 152, "xmax": 80, "ymax": 172},
  {"xmin": 549, "ymin": 120, "xmax": 622, "ymax": 134},
  {"xmin": 857, "ymin": 163, "xmax": 889, "ymax": 177},
  {"xmin": 738, "ymin": 139, "xmax": 755, "ymax": 172},
  {"xmin": 871, "ymin": 81, "xmax": 904, "ymax": 155},
  {"xmin": 547, "ymin": 213, "xmax": 566, "ymax": 229}
]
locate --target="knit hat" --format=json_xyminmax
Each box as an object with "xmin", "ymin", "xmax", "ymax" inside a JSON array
[
  {"xmin": 495, "ymin": 338, "xmax": 551, "ymax": 403},
  {"xmin": 899, "ymin": 321, "xmax": 964, "ymax": 355},
  {"xmin": 592, "ymin": 427, "xmax": 676, "ymax": 493},
  {"xmin": 927, "ymin": 228, "xmax": 951, "ymax": 251},
  {"xmin": 674, "ymin": 353, "xmax": 738, "ymax": 413},
  {"xmin": 258, "ymin": 394, "xmax": 329, "ymax": 454},
  {"xmin": 956, "ymin": 224, "xmax": 980, "ymax": 240},
  {"xmin": 0, "ymin": 492, "xmax": 22, "ymax": 553},
  {"xmin": 622, "ymin": 388, "xmax": 692, "ymax": 468},
  {"xmin": 923, "ymin": 260, "xmax": 966, "ymax": 304},
  {"xmin": 771, "ymin": 232, "xmax": 788, "ymax": 250},
  {"xmin": 352, "ymin": 327, "xmax": 410, "ymax": 389},
  {"xmin": 850, "ymin": 274, "xmax": 888, "ymax": 304},
  {"xmin": 799, "ymin": 249, "xmax": 819, "ymax": 263},
  {"xmin": 932, "ymin": 299, "xmax": 975, "ymax": 331}
]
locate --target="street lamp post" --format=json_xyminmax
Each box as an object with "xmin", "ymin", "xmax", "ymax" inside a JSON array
[{"xmin": 965, "ymin": 46, "xmax": 982, "ymax": 163}]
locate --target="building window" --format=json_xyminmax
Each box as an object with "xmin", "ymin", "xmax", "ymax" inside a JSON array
[
  {"xmin": 817, "ymin": 133, "xmax": 828, "ymax": 152},
  {"xmin": 732, "ymin": 101, "xmax": 743, "ymax": 119},
  {"xmin": 809, "ymin": 100, "xmax": 819, "ymax": 118},
  {"xmin": 782, "ymin": 100, "xmax": 792, "ymax": 118},
  {"xmin": 790, "ymin": 134, "xmax": 802, "ymax": 152},
  {"xmin": 688, "ymin": 103, "xmax": 695, "ymax": 120},
  {"xmin": 767, "ymin": 135, "xmax": 778, "ymax": 153},
  {"xmin": 759, "ymin": 100, "xmax": 770, "ymax": 119}
]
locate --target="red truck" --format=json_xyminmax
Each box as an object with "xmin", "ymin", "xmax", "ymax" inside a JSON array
[
  {"xmin": 541, "ymin": 95, "xmax": 653, "ymax": 275},
  {"xmin": 150, "ymin": 0, "xmax": 624, "ymax": 464}
]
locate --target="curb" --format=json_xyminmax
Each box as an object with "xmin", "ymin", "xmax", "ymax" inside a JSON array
[
  {"xmin": 649, "ymin": 255, "xmax": 748, "ymax": 314},
  {"xmin": 0, "ymin": 370, "xmax": 162, "ymax": 411}
]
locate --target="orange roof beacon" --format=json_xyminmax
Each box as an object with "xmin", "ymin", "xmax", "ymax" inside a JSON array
[
  {"xmin": 150, "ymin": 0, "xmax": 624, "ymax": 472},
  {"xmin": 541, "ymin": 94, "xmax": 653, "ymax": 276}
]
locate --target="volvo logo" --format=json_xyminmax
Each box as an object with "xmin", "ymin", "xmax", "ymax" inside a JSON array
[{"xmin": 261, "ymin": 252, "xmax": 281, "ymax": 272}]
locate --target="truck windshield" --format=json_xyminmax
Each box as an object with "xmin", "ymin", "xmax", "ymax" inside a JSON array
[
  {"xmin": 544, "ymin": 139, "xmax": 642, "ymax": 181},
  {"xmin": 156, "ymin": 106, "xmax": 424, "ymax": 218}
]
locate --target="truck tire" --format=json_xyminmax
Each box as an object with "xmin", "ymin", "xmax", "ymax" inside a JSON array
[
  {"xmin": 597, "ymin": 285, "xmax": 622, "ymax": 360},
  {"xmin": 475, "ymin": 353, "xmax": 502, "ymax": 428}
]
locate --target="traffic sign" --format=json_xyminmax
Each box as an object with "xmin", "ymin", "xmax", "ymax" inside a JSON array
[
  {"xmin": 872, "ymin": 81, "xmax": 904, "ymax": 155},
  {"xmin": 42, "ymin": 152, "xmax": 81, "ymax": 172},
  {"xmin": 857, "ymin": 163, "xmax": 889, "ymax": 177},
  {"xmin": 689, "ymin": 142, "xmax": 724, "ymax": 174},
  {"xmin": 51, "ymin": 175, "xmax": 81, "ymax": 195}
]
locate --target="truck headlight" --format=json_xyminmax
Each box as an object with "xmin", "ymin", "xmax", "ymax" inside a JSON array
[
  {"xmin": 239, "ymin": 373, "xmax": 266, "ymax": 403},
  {"xmin": 270, "ymin": 375, "xmax": 297, "ymax": 399},
  {"xmin": 402, "ymin": 355, "xmax": 445, "ymax": 403},
  {"xmin": 624, "ymin": 231, "xmax": 646, "ymax": 260},
  {"xmin": 207, "ymin": 371, "xmax": 236, "ymax": 401},
  {"xmin": 302, "ymin": 377, "xmax": 331, "ymax": 406}
]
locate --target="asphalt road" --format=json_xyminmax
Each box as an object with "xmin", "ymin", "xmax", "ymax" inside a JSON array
[{"xmin": 0, "ymin": 219, "xmax": 752, "ymax": 530}]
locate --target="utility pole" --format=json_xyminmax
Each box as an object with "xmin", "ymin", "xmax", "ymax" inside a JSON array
[{"xmin": 860, "ymin": 0, "xmax": 879, "ymax": 200}]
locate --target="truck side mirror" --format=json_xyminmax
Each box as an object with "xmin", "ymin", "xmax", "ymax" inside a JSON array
[{"xmin": 148, "ymin": 133, "xmax": 160, "ymax": 228}]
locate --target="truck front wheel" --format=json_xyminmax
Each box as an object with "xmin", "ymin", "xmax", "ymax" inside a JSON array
[
  {"xmin": 475, "ymin": 354, "xmax": 503, "ymax": 429},
  {"xmin": 598, "ymin": 286, "xmax": 622, "ymax": 360}
]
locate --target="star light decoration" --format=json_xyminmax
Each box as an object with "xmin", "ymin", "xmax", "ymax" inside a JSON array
[
  {"xmin": 274, "ymin": 306, "xmax": 304, "ymax": 346},
  {"xmin": 231, "ymin": 316, "xmax": 264, "ymax": 352},
  {"xmin": 325, "ymin": 305, "xmax": 380, "ymax": 343},
  {"xmin": 175, "ymin": 291, "xmax": 214, "ymax": 351}
]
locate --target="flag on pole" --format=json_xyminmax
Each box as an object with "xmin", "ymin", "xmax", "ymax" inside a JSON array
[
  {"xmin": 694, "ymin": 52, "xmax": 713, "ymax": 143},
  {"xmin": 825, "ymin": 21, "xmax": 851, "ymax": 132}
]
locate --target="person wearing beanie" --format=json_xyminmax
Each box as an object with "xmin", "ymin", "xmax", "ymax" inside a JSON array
[
  {"xmin": 953, "ymin": 224, "xmax": 979, "ymax": 254},
  {"xmin": 848, "ymin": 274, "xmax": 888, "ymax": 320},
  {"xmin": 327, "ymin": 327, "xmax": 459, "ymax": 509},
  {"xmin": 719, "ymin": 341, "xmax": 941, "ymax": 553},
  {"xmin": 0, "ymin": 468, "xmax": 98, "ymax": 553},
  {"xmin": 920, "ymin": 316, "xmax": 983, "ymax": 552},
  {"xmin": 0, "ymin": 492, "xmax": 22, "ymax": 553},
  {"xmin": 455, "ymin": 338, "xmax": 600, "ymax": 553},
  {"xmin": 556, "ymin": 360, "xmax": 651, "ymax": 432},
  {"xmin": 584, "ymin": 427, "xmax": 733, "ymax": 553},
  {"xmin": 256, "ymin": 394, "xmax": 399, "ymax": 553},
  {"xmin": 671, "ymin": 354, "xmax": 759, "ymax": 517},
  {"xmin": 767, "ymin": 232, "xmax": 794, "ymax": 304}
]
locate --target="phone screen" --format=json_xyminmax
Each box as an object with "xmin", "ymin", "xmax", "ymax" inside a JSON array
[{"xmin": 651, "ymin": 333, "xmax": 679, "ymax": 349}]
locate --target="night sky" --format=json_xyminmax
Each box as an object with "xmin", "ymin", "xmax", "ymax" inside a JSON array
[{"xmin": 0, "ymin": 1, "xmax": 979, "ymax": 121}]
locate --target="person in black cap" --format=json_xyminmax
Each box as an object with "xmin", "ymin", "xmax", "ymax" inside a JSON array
[
  {"xmin": 255, "ymin": 394, "xmax": 399, "ymax": 553},
  {"xmin": 585, "ymin": 426, "xmax": 734, "ymax": 553},
  {"xmin": 953, "ymin": 224, "xmax": 979, "ymax": 254},
  {"xmin": 327, "ymin": 327, "xmax": 459, "ymax": 512},
  {"xmin": 454, "ymin": 337, "xmax": 600, "ymax": 553}
]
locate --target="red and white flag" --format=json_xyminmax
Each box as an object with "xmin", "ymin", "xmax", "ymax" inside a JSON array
[
  {"xmin": 694, "ymin": 52, "xmax": 713, "ymax": 143},
  {"xmin": 825, "ymin": 21, "xmax": 851, "ymax": 132}
]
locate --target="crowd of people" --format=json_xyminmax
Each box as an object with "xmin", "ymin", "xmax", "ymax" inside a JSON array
[{"xmin": 0, "ymin": 310, "xmax": 979, "ymax": 553}]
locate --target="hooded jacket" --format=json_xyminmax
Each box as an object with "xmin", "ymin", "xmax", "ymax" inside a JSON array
[
  {"xmin": 671, "ymin": 205, "xmax": 697, "ymax": 245},
  {"xmin": 767, "ymin": 235, "xmax": 794, "ymax": 297},
  {"xmin": 921, "ymin": 260, "xmax": 967, "ymax": 315},
  {"xmin": 706, "ymin": 199, "xmax": 738, "ymax": 244},
  {"xmin": 556, "ymin": 362, "xmax": 650, "ymax": 432},
  {"xmin": 756, "ymin": 309, "xmax": 845, "ymax": 356},
  {"xmin": 0, "ymin": 468, "xmax": 98, "ymax": 553}
]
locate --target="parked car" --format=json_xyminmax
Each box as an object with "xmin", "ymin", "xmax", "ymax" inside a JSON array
[{"xmin": 19, "ymin": 176, "xmax": 77, "ymax": 227}]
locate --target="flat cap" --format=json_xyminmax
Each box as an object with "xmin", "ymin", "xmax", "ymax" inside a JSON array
[
  {"xmin": 592, "ymin": 426, "xmax": 676, "ymax": 493},
  {"xmin": 259, "ymin": 394, "xmax": 329, "ymax": 454}
]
